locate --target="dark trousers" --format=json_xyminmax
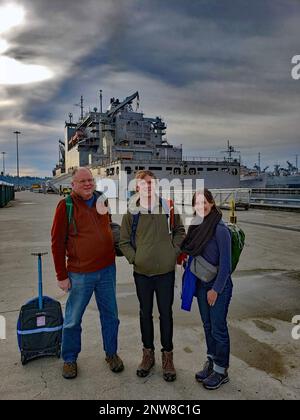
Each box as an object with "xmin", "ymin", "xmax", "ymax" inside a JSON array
[
  {"xmin": 134, "ymin": 271, "xmax": 175, "ymax": 352},
  {"xmin": 196, "ymin": 278, "xmax": 233, "ymax": 373}
]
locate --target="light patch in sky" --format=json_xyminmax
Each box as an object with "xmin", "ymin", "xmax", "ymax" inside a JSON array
[
  {"xmin": 0, "ymin": 99, "xmax": 15, "ymax": 107},
  {"xmin": 0, "ymin": 3, "xmax": 25, "ymax": 34},
  {"xmin": 0, "ymin": 56, "xmax": 53, "ymax": 85},
  {"xmin": 0, "ymin": 38, "xmax": 8, "ymax": 54},
  {"xmin": 0, "ymin": 3, "xmax": 53, "ymax": 85}
]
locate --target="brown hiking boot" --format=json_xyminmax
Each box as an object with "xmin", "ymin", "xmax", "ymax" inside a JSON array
[
  {"xmin": 62, "ymin": 362, "xmax": 77, "ymax": 379},
  {"xmin": 105, "ymin": 354, "xmax": 124, "ymax": 373},
  {"xmin": 137, "ymin": 348, "xmax": 155, "ymax": 377},
  {"xmin": 162, "ymin": 351, "xmax": 176, "ymax": 382}
]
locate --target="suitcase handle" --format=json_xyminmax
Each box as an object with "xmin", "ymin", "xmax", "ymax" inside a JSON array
[{"xmin": 31, "ymin": 252, "xmax": 48, "ymax": 310}]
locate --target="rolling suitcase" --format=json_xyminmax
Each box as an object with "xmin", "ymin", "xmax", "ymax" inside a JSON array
[{"xmin": 17, "ymin": 252, "xmax": 63, "ymax": 365}]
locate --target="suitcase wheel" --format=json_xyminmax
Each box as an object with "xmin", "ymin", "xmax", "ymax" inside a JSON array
[{"xmin": 21, "ymin": 354, "xmax": 28, "ymax": 365}]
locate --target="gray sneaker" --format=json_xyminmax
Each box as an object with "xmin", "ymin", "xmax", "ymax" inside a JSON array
[{"xmin": 195, "ymin": 358, "xmax": 214, "ymax": 383}]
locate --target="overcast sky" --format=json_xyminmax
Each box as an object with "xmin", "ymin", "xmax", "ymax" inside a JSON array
[{"xmin": 0, "ymin": 0, "xmax": 299, "ymax": 176}]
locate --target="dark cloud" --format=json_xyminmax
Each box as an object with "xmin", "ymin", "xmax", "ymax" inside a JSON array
[{"xmin": 0, "ymin": 0, "xmax": 299, "ymax": 175}]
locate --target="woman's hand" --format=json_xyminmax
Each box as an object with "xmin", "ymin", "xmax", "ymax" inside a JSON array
[{"xmin": 207, "ymin": 289, "xmax": 218, "ymax": 306}]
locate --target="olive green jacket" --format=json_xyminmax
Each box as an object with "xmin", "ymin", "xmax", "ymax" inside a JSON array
[{"xmin": 120, "ymin": 200, "xmax": 186, "ymax": 276}]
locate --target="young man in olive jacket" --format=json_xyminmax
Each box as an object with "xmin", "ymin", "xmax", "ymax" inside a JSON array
[{"xmin": 120, "ymin": 170, "xmax": 185, "ymax": 381}]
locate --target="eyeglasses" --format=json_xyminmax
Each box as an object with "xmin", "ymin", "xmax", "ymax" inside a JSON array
[{"xmin": 74, "ymin": 178, "xmax": 94, "ymax": 185}]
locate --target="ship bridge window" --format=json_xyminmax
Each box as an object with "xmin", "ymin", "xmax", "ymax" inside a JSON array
[
  {"xmin": 106, "ymin": 168, "xmax": 109, "ymax": 176},
  {"xmin": 173, "ymin": 167, "xmax": 181, "ymax": 175},
  {"xmin": 222, "ymin": 168, "xmax": 229, "ymax": 172},
  {"xmin": 207, "ymin": 167, "xmax": 219, "ymax": 172},
  {"xmin": 125, "ymin": 166, "xmax": 132, "ymax": 174},
  {"xmin": 189, "ymin": 168, "xmax": 196, "ymax": 176},
  {"xmin": 109, "ymin": 168, "xmax": 115, "ymax": 176},
  {"xmin": 197, "ymin": 168, "xmax": 204, "ymax": 172},
  {"xmin": 231, "ymin": 168, "xmax": 238, "ymax": 175},
  {"xmin": 166, "ymin": 167, "xmax": 173, "ymax": 171},
  {"xmin": 116, "ymin": 167, "xmax": 120, "ymax": 175},
  {"xmin": 149, "ymin": 166, "xmax": 162, "ymax": 171}
]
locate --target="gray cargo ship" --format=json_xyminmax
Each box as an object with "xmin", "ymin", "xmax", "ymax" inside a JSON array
[
  {"xmin": 240, "ymin": 161, "xmax": 300, "ymax": 189},
  {"xmin": 52, "ymin": 91, "xmax": 240, "ymax": 196}
]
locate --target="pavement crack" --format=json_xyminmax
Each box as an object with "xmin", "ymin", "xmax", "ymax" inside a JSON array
[
  {"xmin": 269, "ymin": 376, "xmax": 283, "ymax": 385},
  {"xmin": 33, "ymin": 365, "xmax": 48, "ymax": 399}
]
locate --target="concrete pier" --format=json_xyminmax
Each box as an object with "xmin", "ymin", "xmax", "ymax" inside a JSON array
[{"xmin": 0, "ymin": 192, "xmax": 299, "ymax": 400}]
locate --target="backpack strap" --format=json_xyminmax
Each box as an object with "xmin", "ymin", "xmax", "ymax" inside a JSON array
[
  {"xmin": 167, "ymin": 199, "xmax": 175, "ymax": 232},
  {"xmin": 130, "ymin": 213, "xmax": 140, "ymax": 250},
  {"xmin": 160, "ymin": 197, "xmax": 175, "ymax": 234},
  {"xmin": 65, "ymin": 194, "xmax": 73, "ymax": 225},
  {"xmin": 64, "ymin": 194, "xmax": 78, "ymax": 235}
]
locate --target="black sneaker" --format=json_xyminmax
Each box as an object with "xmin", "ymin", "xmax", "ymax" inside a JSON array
[
  {"xmin": 195, "ymin": 358, "xmax": 214, "ymax": 383},
  {"xmin": 202, "ymin": 371, "xmax": 229, "ymax": 390}
]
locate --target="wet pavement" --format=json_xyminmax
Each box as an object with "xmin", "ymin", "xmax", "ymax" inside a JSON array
[{"xmin": 0, "ymin": 192, "xmax": 299, "ymax": 400}]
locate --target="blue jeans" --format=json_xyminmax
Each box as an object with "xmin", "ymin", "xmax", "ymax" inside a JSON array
[
  {"xmin": 62, "ymin": 264, "xmax": 120, "ymax": 363},
  {"xmin": 196, "ymin": 278, "xmax": 233, "ymax": 374}
]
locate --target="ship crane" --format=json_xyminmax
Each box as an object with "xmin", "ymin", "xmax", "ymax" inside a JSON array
[
  {"xmin": 107, "ymin": 91, "xmax": 139, "ymax": 118},
  {"xmin": 287, "ymin": 161, "xmax": 297, "ymax": 173}
]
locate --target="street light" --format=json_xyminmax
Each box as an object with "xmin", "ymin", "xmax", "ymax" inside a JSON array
[
  {"xmin": 13, "ymin": 131, "xmax": 21, "ymax": 189},
  {"xmin": 1, "ymin": 151, "xmax": 6, "ymax": 175}
]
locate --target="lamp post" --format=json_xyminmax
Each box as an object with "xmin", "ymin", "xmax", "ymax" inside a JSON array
[
  {"xmin": 1, "ymin": 151, "xmax": 6, "ymax": 175},
  {"xmin": 13, "ymin": 131, "xmax": 21, "ymax": 189}
]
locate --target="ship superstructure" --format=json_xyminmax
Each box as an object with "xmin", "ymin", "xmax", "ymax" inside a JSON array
[{"xmin": 52, "ymin": 91, "xmax": 240, "ymax": 195}]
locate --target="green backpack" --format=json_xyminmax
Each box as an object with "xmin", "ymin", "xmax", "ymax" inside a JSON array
[{"xmin": 226, "ymin": 223, "xmax": 245, "ymax": 273}]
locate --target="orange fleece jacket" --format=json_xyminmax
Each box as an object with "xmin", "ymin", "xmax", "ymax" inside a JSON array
[{"xmin": 51, "ymin": 192, "xmax": 115, "ymax": 281}]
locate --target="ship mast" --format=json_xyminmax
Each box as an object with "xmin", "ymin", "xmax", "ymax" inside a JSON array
[
  {"xmin": 74, "ymin": 96, "xmax": 84, "ymax": 120},
  {"xmin": 99, "ymin": 90, "xmax": 103, "ymax": 113},
  {"xmin": 222, "ymin": 140, "xmax": 240, "ymax": 163}
]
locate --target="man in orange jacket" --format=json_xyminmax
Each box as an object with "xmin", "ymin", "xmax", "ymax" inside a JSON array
[{"xmin": 51, "ymin": 167, "xmax": 124, "ymax": 379}]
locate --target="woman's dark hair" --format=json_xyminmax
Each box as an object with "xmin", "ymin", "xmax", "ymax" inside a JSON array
[{"xmin": 192, "ymin": 188, "xmax": 216, "ymax": 215}]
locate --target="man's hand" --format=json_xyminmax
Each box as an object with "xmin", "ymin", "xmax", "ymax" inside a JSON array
[
  {"xmin": 57, "ymin": 278, "xmax": 71, "ymax": 293},
  {"xmin": 207, "ymin": 289, "xmax": 218, "ymax": 306}
]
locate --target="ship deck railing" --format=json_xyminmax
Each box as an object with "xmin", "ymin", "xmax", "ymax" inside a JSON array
[
  {"xmin": 251, "ymin": 187, "xmax": 300, "ymax": 195},
  {"xmin": 172, "ymin": 188, "xmax": 251, "ymax": 210},
  {"xmin": 182, "ymin": 156, "xmax": 240, "ymax": 164}
]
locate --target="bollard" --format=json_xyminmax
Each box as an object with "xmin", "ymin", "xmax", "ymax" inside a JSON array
[{"xmin": 229, "ymin": 194, "xmax": 237, "ymax": 224}]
